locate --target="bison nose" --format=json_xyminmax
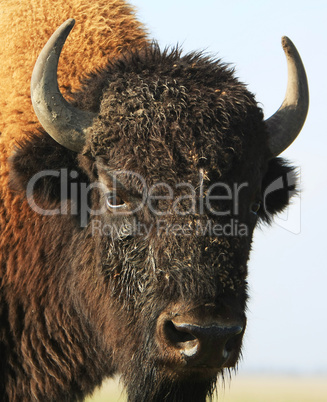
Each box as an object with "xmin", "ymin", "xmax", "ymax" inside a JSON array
[{"xmin": 160, "ymin": 319, "xmax": 243, "ymax": 369}]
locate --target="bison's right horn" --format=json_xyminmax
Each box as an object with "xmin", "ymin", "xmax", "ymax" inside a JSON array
[
  {"xmin": 265, "ymin": 36, "xmax": 309, "ymax": 157},
  {"xmin": 31, "ymin": 19, "xmax": 96, "ymax": 152}
]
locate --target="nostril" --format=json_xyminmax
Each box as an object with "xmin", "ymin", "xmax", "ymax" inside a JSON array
[
  {"xmin": 161, "ymin": 320, "xmax": 244, "ymax": 364},
  {"xmin": 222, "ymin": 329, "xmax": 243, "ymax": 360},
  {"xmin": 224, "ymin": 330, "xmax": 242, "ymax": 352},
  {"xmin": 157, "ymin": 309, "xmax": 245, "ymax": 370},
  {"xmin": 164, "ymin": 320, "xmax": 197, "ymax": 344}
]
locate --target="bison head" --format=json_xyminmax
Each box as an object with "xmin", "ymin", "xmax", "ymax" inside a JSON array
[{"xmin": 11, "ymin": 19, "xmax": 308, "ymax": 401}]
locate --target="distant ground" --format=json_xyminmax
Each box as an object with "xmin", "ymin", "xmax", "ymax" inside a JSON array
[{"xmin": 86, "ymin": 374, "xmax": 327, "ymax": 402}]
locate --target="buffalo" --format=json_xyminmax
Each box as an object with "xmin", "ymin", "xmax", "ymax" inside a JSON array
[{"xmin": 0, "ymin": 1, "xmax": 308, "ymax": 401}]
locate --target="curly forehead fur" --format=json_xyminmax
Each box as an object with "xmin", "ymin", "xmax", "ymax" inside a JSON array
[{"xmin": 76, "ymin": 45, "xmax": 266, "ymax": 179}]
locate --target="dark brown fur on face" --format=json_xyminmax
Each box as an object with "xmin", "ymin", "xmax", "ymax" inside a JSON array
[
  {"xmin": 5, "ymin": 45, "xmax": 296, "ymax": 401},
  {"xmin": 1, "ymin": 2, "xmax": 297, "ymax": 402}
]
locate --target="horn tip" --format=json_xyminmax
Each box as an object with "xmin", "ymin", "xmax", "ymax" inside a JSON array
[
  {"xmin": 281, "ymin": 36, "xmax": 295, "ymax": 54},
  {"xmin": 64, "ymin": 18, "xmax": 76, "ymax": 30}
]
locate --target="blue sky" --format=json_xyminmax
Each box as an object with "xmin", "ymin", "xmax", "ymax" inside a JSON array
[{"xmin": 134, "ymin": 0, "xmax": 327, "ymax": 374}]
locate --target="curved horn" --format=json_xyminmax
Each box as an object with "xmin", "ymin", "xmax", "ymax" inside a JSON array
[
  {"xmin": 265, "ymin": 36, "xmax": 309, "ymax": 157},
  {"xmin": 31, "ymin": 19, "xmax": 96, "ymax": 152}
]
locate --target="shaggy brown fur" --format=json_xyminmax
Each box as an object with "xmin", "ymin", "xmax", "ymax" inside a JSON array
[
  {"xmin": 0, "ymin": 0, "xmax": 147, "ymax": 148},
  {"xmin": 0, "ymin": 1, "xmax": 147, "ymax": 400},
  {"xmin": 0, "ymin": 1, "xmax": 297, "ymax": 401}
]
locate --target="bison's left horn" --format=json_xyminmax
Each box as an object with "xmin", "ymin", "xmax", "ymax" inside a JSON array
[
  {"xmin": 31, "ymin": 19, "xmax": 96, "ymax": 152},
  {"xmin": 265, "ymin": 36, "xmax": 309, "ymax": 157}
]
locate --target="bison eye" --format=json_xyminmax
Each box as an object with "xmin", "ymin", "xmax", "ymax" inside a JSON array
[
  {"xmin": 105, "ymin": 191, "xmax": 126, "ymax": 209},
  {"xmin": 250, "ymin": 201, "xmax": 262, "ymax": 215}
]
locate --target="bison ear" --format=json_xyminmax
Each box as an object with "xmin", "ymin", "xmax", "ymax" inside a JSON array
[
  {"xmin": 9, "ymin": 131, "xmax": 89, "ymax": 205},
  {"xmin": 258, "ymin": 158, "xmax": 298, "ymax": 223}
]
